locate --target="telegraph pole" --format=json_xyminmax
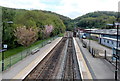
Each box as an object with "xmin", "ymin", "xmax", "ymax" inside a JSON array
[{"xmin": 115, "ymin": 24, "xmax": 119, "ymax": 80}]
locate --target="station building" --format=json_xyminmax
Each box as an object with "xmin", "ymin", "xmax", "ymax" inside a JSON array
[{"xmin": 90, "ymin": 29, "xmax": 120, "ymax": 49}]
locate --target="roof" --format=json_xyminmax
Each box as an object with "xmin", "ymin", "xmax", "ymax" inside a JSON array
[
  {"xmin": 101, "ymin": 37, "xmax": 120, "ymax": 42},
  {"xmin": 85, "ymin": 29, "xmax": 98, "ymax": 31},
  {"xmin": 106, "ymin": 23, "xmax": 120, "ymax": 26},
  {"xmin": 106, "ymin": 24, "xmax": 113, "ymax": 26},
  {"xmin": 89, "ymin": 29, "xmax": 120, "ymax": 35}
]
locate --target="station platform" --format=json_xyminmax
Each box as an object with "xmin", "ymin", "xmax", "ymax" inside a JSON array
[
  {"xmin": 2, "ymin": 37, "xmax": 62, "ymax": 79},
  {"xmin": 75, "ymin": 37, "xmax": 115, "ymax": 79},
  {"xmin": 73, "ymin": 37, "xmax": 92, "ymax": 79}
]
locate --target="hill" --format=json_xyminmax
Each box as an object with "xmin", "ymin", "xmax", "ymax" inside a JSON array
[
  {"xmin": 74, "ymin": 11, "xmax": 118, "ymax": 29},
  {"xmin": 1, "ymin": 6, "xmax": 119, "ymax": 49},
  {"xmin": 1, "ymin": 6, "xmax": 70, "ymax": 49},
  {"xmin": 42, "ymin": 10, "xmax": 73, "ymax": 31}
]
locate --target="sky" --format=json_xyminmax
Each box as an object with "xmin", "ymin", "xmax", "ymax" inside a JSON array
[{"xmin": 0, "ymin": 0, "xmax": 119, "ymax": 19}]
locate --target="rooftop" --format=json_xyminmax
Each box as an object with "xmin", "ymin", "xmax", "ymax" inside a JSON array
[
  {"xmin": 90, "ymin": 29, "xmax": 120, "ymax": 35},
  {"xmin": 106, "ymin": 23, "xmax": 120, "ymax": 26}
]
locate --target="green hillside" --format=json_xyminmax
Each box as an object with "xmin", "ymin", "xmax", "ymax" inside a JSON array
[
  {"xmin": 42, "ymin": 10, "xmax": 73, "ymax": 31},
  {"xmin": 1, "ymin": 6, "xmax": 69, "ymax": 49},
  {"xmin": 74, "ymin": 11, "xmax": 118, "ymax": 29},
  {"xmin": 1, "ymin": 6, "xmax": 119, "ymax": 49}
]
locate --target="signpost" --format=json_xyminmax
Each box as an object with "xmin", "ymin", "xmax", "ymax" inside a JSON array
[{"xmin": 2, "ymin": 21, "xmax": 13, "ymax": 71}]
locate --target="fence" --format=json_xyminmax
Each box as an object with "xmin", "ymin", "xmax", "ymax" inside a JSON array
[
  {"xmin": 0, "ymin": 36, "xmax": 58, "ymax": 72},
  {"xmin": 80, "ymin": 39, "xmax": 119, "ymax": 66}
]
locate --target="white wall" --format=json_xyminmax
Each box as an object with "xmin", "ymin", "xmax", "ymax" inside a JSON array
[{"xmin": 101, "ymin": 38, "xmax": 118, "ymax": 48}]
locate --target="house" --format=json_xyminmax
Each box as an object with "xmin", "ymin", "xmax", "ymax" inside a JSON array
[
  {"xmin": 78, "ymin": 28, "xmax": 120, "ymax": 50},
  {"xmin": 106, "ymin": 23, "xmax": 120, "ymax": 29}
]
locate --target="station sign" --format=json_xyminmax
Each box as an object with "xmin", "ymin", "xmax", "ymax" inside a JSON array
[{"xmin": 3, "ymin": 44, "xmax": 7, "ymax": 49}]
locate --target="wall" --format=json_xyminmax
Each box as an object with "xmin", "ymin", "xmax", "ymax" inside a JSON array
[{"xmin": 100, "ymin": 38, "xmax": 117, "ymax": 48}]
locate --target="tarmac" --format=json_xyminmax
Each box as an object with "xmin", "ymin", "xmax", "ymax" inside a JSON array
[{"xmin": 2, "ymin": 37, "xmax": 62, "ymax": 79}]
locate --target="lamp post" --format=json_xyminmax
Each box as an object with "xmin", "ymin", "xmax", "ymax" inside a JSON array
[
  {"xmin": 89, "ymin": 28, "xmax": 91, "ymax": 45},
  {"xmin": 2, "ymin": 21, "xmax": 13, "ymax": 71},
  {"xmin": 89, "ymin": 27, "xmax": 91, "ymax": 52},
  {"xmin": 114, "ymin": 24, "xmax": 119, "ymax": 80},
  {"xmin": 2, "ymin": 44, "xmax": 7, "ymax": 71},
  {"xmin": 88, "ymin": 24, "xmax": 95, "ymax": 53},
  {"xmin": 74, "ymin": 22, "xmax": 76, "ymax": 37}
]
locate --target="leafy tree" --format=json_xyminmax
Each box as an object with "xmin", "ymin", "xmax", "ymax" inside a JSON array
[{"xmin": 14, "ymin": 26, "xmax": 38, "ymax": 47}]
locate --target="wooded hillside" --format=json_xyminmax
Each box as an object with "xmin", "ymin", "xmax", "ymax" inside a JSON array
[
  {"xmin": 1, "ymin": 7, "xmax": 67, "ymax": 49},
  {"xmin": 1, "ymin": 6, "xmax": 119, "ymax": 49},
  {"xmin": 74, "ymin": 11, "xmax": 118, "ymax": 29}
]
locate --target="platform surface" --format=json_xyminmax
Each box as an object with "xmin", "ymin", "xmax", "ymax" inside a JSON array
[
  {"xmin": 75, "ymin": 38, "xmax": 115, "ymax": 79},
  {"xmin": 73, "ymin": 37, "xmax": 92, "ymax": 79},
  {"xmin": 2, "ymin": 37, "xmax": 62, "ymax": 79}
]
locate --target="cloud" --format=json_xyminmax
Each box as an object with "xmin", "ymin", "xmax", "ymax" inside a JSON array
[
  {"xmin": 0, "ymin": 0, "xmax": 119, "ymax": 19},
  {"xmin": 54, "ymin": 0, "xmax": 119, "ymax": 19},
  {"xmin": 0, "ymin": 0, "xmax": 47, "ymax": 10}
]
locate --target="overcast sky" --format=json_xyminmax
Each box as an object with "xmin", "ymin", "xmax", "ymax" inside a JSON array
[{"xmin": 0, "ymin": 0, "xmax": 119, "ymax": 19}]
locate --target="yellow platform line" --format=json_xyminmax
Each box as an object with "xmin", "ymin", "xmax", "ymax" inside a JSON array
[{"xmin": 73, "ymin": 37, "xmax": 92, "ymax": 79}]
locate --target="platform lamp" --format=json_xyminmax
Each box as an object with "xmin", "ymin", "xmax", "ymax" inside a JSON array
[
  {"xmin": 89, "ymin": 26, "xmax": 95, "ymax": 52},
  {"xmin": 74, "ymin": 22, "xmax": 76, "ymax": 37},
  {"xmin": 2, "ymin": 44, "xmax": 7, "ymax": 71},
  {"xmin": 114, "ymin": 16, "xmax": 119, "ymax": 80},
  {"xmin": 89, "ymin": 28, "xmax": 91, "ymax": 44},
  {"xmin": 88, "ymin": 22, "xmax": 91, "ymax": 52},
  {"xmin": 114, "ymin": 23, "xmax": 119, "ymax": 80},
  {"xmin": 2, "ymin": 21, "xmax": 13, "ymax": 71}
]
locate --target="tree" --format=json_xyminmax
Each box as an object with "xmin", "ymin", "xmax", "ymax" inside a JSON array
[
  {"xmin": 14, "ymin": 26, "xmax": 38, "ymax": 47},
  {"xmin": 74, "ymin": 11, "xmax": 117, "ymax": 29},
  {"xmin": 2, "ymin": 6, "xmax": 67, "ymax": 49},
  {"xmin": 44, "ymin": 25, "xmax": 53, "ymax": 38}
]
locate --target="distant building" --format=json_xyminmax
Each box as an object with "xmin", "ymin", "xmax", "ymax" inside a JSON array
[
  {"xmin": 89, "ymin": 29, "xmax": 120, "ymax": 49},
  {"xmin": 100, "ymin": 34, "xmax": 120, "ymax": 49},
  {"xmin": 106, "ymin": 23, "xmax": 120, "ymax": 29},
  {"xmin": 78, "ymin": 29, "xmax": 120, "ymax": 49},
  {"xmin": 82, "ymin": 28, "xmax": 120, "ymax": 79}
]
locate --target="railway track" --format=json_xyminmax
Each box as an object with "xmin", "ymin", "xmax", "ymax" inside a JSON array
[
  {"xmin": 62, "ymin": 37, "xmax": 81, "ymax": 79},
  {"xmin": 23, "ymin": 32, "xmax": 81, "ymax": 80}
]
